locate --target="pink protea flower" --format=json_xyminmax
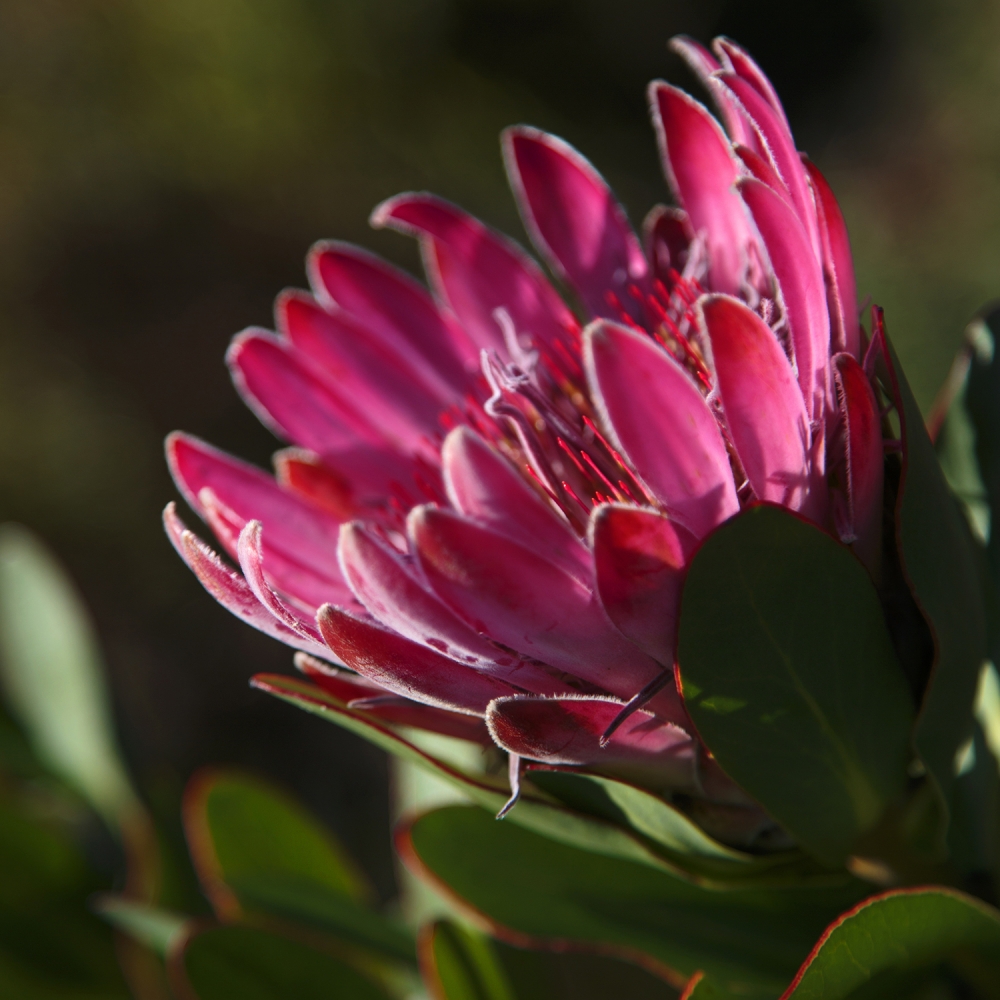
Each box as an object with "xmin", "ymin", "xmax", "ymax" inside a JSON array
[{"xmin": 164, "ymin": 36, "xmax": 883, "ymax": 847}]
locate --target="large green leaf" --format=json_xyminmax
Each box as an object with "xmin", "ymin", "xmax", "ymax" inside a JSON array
[
  {"xmin": 185, "ymin": 768, "xmax": 369, "ymax": 907},
  {"xmin": 0, "ymin": 525, "xmax": 138, "ymax": 825},
  {"xmin": 184, "ymin": 768, "xmax": 414, "ymax": 964},
  {"xmin": 780, "ymin": 887, "xmax": 1000, "ymax": 998},
  {"xmin": 171, "ymin": 925, "xmax": 393, "ymax": 1000},
  {"xmin": 400, "ymin": 804, "xmax": 867, "ymax": 998},
  {"xmin": 881, "ymin": 327, "xmax": 989, "ymax": 819},
  {"xmin": 676, "ymin": 504, "xmax": 914, "ymax": 866},
  {"xmin": 420, "ymin": 920, "xmax": 514, "ymax": 1000}
]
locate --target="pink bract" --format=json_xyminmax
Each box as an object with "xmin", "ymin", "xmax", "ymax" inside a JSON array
[{"xmin": 165, "ymin": 36, "xmax": 881, "ymax": 849}]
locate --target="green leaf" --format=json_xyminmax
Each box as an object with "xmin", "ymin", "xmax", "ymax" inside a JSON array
[
  {"xmin": 400, "ymin": 804, "xmax": 867, "ymax": 998},
  {"xmin": 678, "ymin": 971, "xmax": 731, "ymax": 999},
  {"xmin": 524, "ymin": 771, "xmax": 840, "ymax": 888},
  {"xmin": 882, "ymin": 328, "xmax": 989, "ymax": 820},
  {"xmin": 0, "ymin": 525, "xmax": 138, "ymax": 825},
  {"xmin": 780, "ymin": 887, "xmax": 1000, "ymax": 998},
  {"xmin": 676, "ymin": 504, "xmax": 914, "ymax": 866},
  {"xmin": 420, "ymin": 920, "xmax": 514, "ymax": 1000},
  {"xmin": 184, "ymin": 769, "xmax": 415, "ymax": 964},
  {"xmin": 92, "ymin": 895, "xmax": 188, "ymax": 958},
  {"xmin": 229, "ymin": 873, "xmax": 416, "ymax": 965},
  {"xmin": 173, "ymin": 925, "xmax": 394, "ymax": 1000},
  {"xmin": 186, "ymin": 768, "xmax": 369, "ymax": 906}
]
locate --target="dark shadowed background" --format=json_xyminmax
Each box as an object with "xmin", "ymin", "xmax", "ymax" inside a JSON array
[{"xmin": 0, "ymin": 0, "xmax": 996, "ymax": 900}]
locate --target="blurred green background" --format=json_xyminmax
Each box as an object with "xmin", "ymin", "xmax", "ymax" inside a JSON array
[{"xmin": 0, "ymin": 0, "xmax": 995, "ymax": 899}]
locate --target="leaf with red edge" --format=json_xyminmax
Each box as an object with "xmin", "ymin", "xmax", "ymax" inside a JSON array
[
  {"xmin": 779, "ymin": 886, "xmax": 1000, "ymax": 998},
  {"xmin": 398, "ymin": 804, "xmax": 866, "ymax": 999},
  {"xmin": 169, "ymin": 924, "xmax": 394, "ymax": 1000},
  {"xmin": 182, "ymin": 768, "xmax": 415, "ymax": 966},
  {"xmin": 874, "ymin": 314, "xmax": 989, "ymax": 836}
]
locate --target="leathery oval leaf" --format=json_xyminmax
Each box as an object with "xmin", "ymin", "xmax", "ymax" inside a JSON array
[
  {"xmin": 170, "ymin": 924, "xmax": 394, "ymax": 1000},
  {"xmin": 780, "ymin": 887, "xmax": 1000, "ymax": 999},
  {"xmin": 881, "ymin": 324, "xmax": 989, "ymax": 823},
  {"xmin": 677, "ymin": 504, "xmax": 914, "ymax": 867},
  {"xmin": 419, "ymin": 919, "xmax": 515, "ymax": 1000},
  {"xmin": 0, "ymin": 524, "xmax": 139, "ymax": 825},
  {"xmin": 183, "ymin": 767, "xmax": 415, "ymax": 965},
  {"xmin": 399, "ymin": 805, "xmax": 866, "ymax": 999},
  {"xmin": 184, "ymin": 768, "xmax": 370, "ymax": 912}
]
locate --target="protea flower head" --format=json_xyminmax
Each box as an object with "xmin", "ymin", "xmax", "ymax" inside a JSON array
[{"xmin": 164, "ymin": 36, "xmax": 884, "ymax": 849}]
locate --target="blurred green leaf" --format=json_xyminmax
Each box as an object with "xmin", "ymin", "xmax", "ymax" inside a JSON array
[
  {"xmin": 420, "ymin": 920, "xmax": 514, "ymax": 1000},
  {"xmin": 0, "ymin": 797, "xmax": 129, "ymax": 998},
  {"xmin": 0, "ymin": 525, "xmax": 137, "ymax": 825},
  {"xmin": 186, "ymin": 768, "xmax": 369, "ymax": 907},
  {"xmin": 780, "ymin": 887, "xmax": 1000, "ymax": 999},
  {"xmin": 678, "ymin": 972, "xmax": 730, "ymax": 999},
  {"xmin": 93, "ymin": 895, "xmax": 188, "ymax": 958},
  {"xmin": 882, "ymin": 329, "xmax": 989, "ymax": 826},
  {"xmin": 184, "ymin": 768, "xmax": 415, "ymax": 964},
  {"xmin": 172, "ymin": 925, "xmax": 394, "ymax": 1000},
  {"xmin": 677, "ymin": 505, "xmax": 914, "ymax": 867},
  {"xmin": 400, "ymin": 804, "xmax": 867, "ymax": 998},
  {"xmin": 229, "ymin": 873, "xmax": 416, "ymax": 966}
]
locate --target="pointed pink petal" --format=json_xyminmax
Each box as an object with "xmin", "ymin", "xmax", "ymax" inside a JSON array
[
  {"xmin": 668, "ymin": 36, "xmax": 758, "ymax": 149},
  {"xmin": 198, "ymin": 488, "xmax": 351, "ymax": 613},
  {"xmin": 591, "ymin": 504, "xmax": 693, "ymax": 665},
  {"xmin": 163, "ymin": 504, "xmax": 332, "ymax": 660},
  {"xmin": 274, "ymin": 447, "xmax": 446, "ymax": 522},
  {"xmin": 278, "ymin": 291, "xmax": 446, "ymax": 452},
  {"xmin": 337, "ymin": 521, "xmax": 534, "ymax": 676},
  {"xmin": 583, "ymin": 320, "xmax": 738, "ymax": 538},
  {"xmin": 642, "ymin": 205, "xmax": 694, "ymax": 283},
  {"xmin": 294, "ymin": 653, "xmax": 382, "ymax": 694},
  {"xmin": 487, "ymin": 695, "xmax": 696, "ymax": 792},
  {"xmin": 716, "ymin": 72, "xmax": 820, "ymax": 256},
  {"xmin": 295, "ymin": 653, "xmax": 492, "ymax": 744},
  {"xmin": 734, "ymin": 144, "xmax": 787, "ymax": 196},
  {"xmin": 441, "ymin": 427, "xmax": 590, "ymax": 581},
  {"xmin": 227, "ymin": 330, "xmax": 383, "ymax": 454},
  {"xmin": 236, "ymin": 520, "xmax": 326, "ymax": 647},
  {"xmin": 409, "ymin": 505, "xmax": 662, "ymax": 700},
  {"xmin": 698, "ymin": 295, "xmax": 814, "ymax": 513},
  {"xmin": 307, "ymin": 241, "xmax": 476, "ymax": 386},
  {"xmin": 833, "ymin": 353, "xmax": 883, "ymax": 576},
  {"xmin": 316, "ymin": 604, "xmax": 520, "ymax": 715},
  {"xmin": 503, "ymin": 127, "xmax": 649, "ymax": 323},
  {"xmin": 167, "ymin": 433, "xmax": 350, "ymax": 608},
  {"xmin": 713, "ymin": 38, "xmax": 791, "ymax": 131},
  {"xmin": 803, "ymin": 159, "xmax": 859, "ymax": 359},
  {"xmin": 737, "ymin": 177, "xmax": 830, "ymax": 418},
  {"xmin": 649, "ymin": 82, "xmax": 752, "ymax": 295},
  {"xmin": 371, "ymin": 193, "xmax": 578, "ymax": 359},
  {"xmin": 273, "ymin": 449, "xmax": 357, "ymax": 519}
]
